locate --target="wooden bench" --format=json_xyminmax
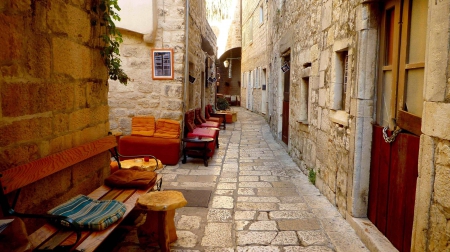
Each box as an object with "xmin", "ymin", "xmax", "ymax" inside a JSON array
[{"xmin": 0, "ymin": 136, "xmax": 159, "ymax": 252}]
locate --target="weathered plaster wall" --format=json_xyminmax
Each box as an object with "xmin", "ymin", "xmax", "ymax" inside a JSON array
[
  {"xmin": 109, "ymin": 0, "xmax": 217, "ymax": 135},
  {"xmin": 0, "ymin": 0, "xmax": 110, "ymax": 232}
]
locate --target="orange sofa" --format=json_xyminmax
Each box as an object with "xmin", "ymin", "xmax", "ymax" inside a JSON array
[{"xmin": 118, "ymin": 116, "xmax": 181, "ymax": 165}]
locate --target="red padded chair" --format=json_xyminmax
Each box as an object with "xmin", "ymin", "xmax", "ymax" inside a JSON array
[
  {"xmin": 184, "ymin": 110, "xmax": 219, "ymax": 156},
  {"xmin": 194, "ymin": 108, "xmax": 220, "ymax": 128},
  {"xmin": 205, "ymin": 105, "xmax": 222, "ymax": 124}
]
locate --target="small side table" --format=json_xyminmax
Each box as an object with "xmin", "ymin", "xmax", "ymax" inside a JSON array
[
  {"xmin": 136, "ymin": 191, "xmax": 187, "ymax": 252},
  {"xmin": 182, "ymin": 137, "xmax": 214, "ymax": 166}
]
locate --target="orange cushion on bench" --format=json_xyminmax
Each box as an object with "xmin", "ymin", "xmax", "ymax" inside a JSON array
[
  {"xmin": 131, "ymin": 116, "xmax": 155, "ymax": 137},
  {"xmin": 154, "ymin": 119, "xmax": 180, "ymax": 139}
]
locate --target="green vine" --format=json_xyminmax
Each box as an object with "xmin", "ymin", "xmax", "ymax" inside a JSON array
[
  {"xmin": 308, "ymin": 168, "xmax": 316, "ymax": 185},
  {"xmin": 98, "ymin": 0, "xmax": 129, "ymax": 85}
]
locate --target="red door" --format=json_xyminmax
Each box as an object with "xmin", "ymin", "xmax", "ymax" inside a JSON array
[
  {"xmin": 281, "ymin": 56, "xmax": 290, "ymax": 145},
  {"xmin": 368, "ymin": 126, "xmax": 419, "ymax": 252},
  {"xmin": 282, "ymin": 100, "xmax": 289, "ymax": 144}
]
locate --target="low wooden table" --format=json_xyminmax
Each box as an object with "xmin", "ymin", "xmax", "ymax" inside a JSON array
[
  {"xmin": 182, "ymin": 137, "xmax": 214, "ymax": 166},
  {"xmin": 120, "ymin": 158, "xmax": 164, "ymax": 171}
]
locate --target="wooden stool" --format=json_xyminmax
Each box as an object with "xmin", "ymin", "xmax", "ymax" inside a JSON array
[{"xmin": 136, "ymin": 191, "xmax": 187, "ymax": 251}]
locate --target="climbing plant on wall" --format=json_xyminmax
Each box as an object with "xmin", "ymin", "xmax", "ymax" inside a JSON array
[
  {"xmin": 96, "ymin": 0, "xmax": 129, "ymax": 85},
  {"xmin": 205, "ymin": 0, "xmax": 232, "ymax": 22}
]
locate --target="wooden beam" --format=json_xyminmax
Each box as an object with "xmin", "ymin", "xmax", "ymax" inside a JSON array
[{"xmin": 0, "ymin": 136, "xmax": 116, "ymax": 194}]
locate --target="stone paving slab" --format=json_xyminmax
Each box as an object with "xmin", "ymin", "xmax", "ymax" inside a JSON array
[{"xmin": 114, "ymin": 107, "xmax": 369, "ymax": 252}]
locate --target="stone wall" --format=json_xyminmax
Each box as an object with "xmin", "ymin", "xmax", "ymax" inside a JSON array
[
  {"xmin": 411, "ymin": 1, "xmax": 450, "ymax": 251},
  {"xmin": 254, "ymin": 0, "xmax": 450, "ymax": 251},
  {"xmin": 262, "ymin": 0, "xmax": 359, "ymax": 218},
  {"xmin": 0, "ymin": 0, "xmax": 110, "ymax": 232},
  {"xmin": 109, "ymin": 0, "xmax": 217, "ymax": 135}
]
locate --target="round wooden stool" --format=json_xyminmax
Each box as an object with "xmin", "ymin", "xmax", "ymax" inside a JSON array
[{"xmin": 136, "ymin": 191, "xmax": 187, "ymax": 251}]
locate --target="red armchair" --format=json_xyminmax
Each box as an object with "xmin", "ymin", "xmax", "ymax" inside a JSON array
[
  {"xmin": 194, "ymin": 108, "xmax": 220, "ymax": 128},
  {"xmin": 205, "ymin": 105, "xmax": 222, "ymax": 124},
  {"xmin": 184, "ymin": 110, "xmax": 219, "ymax": 157}
]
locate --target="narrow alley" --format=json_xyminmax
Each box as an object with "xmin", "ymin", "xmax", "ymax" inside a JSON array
[{"xmin": 115, "ymin": 107, "xmax": 369, "ymax": 252}]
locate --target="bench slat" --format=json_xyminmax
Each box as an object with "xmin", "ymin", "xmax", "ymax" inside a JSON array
[
  {"xmin": 28, "ymin": 224, "xmax": 58, "ymax": 249},
  {"xmin": 37, "ymin": 230, "xmax": 78, "ymax": 250},
  {"xmin": 0, "ymin": 136, "xmax": 116, "ymax": 194}
]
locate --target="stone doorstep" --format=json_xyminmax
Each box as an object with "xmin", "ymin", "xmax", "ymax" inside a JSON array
[{"xmin": 346, "ymin": 214, "xmax": 399, "ymax": 252}]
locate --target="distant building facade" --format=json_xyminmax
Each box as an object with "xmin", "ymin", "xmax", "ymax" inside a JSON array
[{"xmin": 207, "ymin": 0, "xmax": 242, "ymax": 106}]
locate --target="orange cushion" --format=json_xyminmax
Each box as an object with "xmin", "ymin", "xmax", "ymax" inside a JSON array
[
  {"xmin": 131, "ymin": 116, "xmax": 155, "ymax": 136},
  {"xmin": 154, "ymin": 119, "xmax": 180, "ymax": 138}
]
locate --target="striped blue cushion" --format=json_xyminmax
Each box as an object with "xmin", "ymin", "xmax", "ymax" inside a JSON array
[{"xmin": 47, "ymin": 195, "xmax": 126, "ymax": 231}]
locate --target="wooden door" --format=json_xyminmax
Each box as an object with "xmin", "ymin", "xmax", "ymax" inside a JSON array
[
  {"xmin": 368, "ymin": 0, "xmax": 427, "ymax": 251},
  {"xmin": 368, "ymin": 126, "xmax": 419, "ymax": 252},
  {"xmin": 282, "ymin": 56, "xmax": 290, "ymax": 144}
]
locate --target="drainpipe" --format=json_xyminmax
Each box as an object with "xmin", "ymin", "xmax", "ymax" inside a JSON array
[{"xmin": 183, "ymin": 0, "xmax": 189, "ymax": 137}]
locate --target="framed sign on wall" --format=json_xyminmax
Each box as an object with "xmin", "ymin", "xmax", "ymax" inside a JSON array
[{"xmin": 152, "ymin": 49, "xmax": 174, "ymax": 80}]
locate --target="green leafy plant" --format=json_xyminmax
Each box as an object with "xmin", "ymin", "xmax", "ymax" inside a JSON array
[
  {"xmin": 98, "ymin": 0, "xmax": 129, "ymax": 85},
  {"xmin": 217, "ymin": 97, "xmax": 230, "ymax": 110},
  {"xmin": 308, "ymin": 169, "xmax": 316, "ymax": 185}
]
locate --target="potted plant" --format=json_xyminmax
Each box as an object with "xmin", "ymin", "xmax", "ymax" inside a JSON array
[{"xmin": 216, "ymin": 97, "xmax": 230, "ymax": 111}]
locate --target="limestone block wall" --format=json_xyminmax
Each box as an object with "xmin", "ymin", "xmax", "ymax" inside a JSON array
[
  {"xmin": 0, "ymin": 0, "xmax": 110, "ymax": 232},
  {"xmin": 261, "ymin": 0, "xmax": 450, "ymax": 250},
  {"xmin": 109, "ymin": 0, "xmax": 217, "ymax": 135},
  {"xmin": 264, "ymin": 0, "xmax": 359, "ymax": 217},
  {"xmin": 411, "ymin": 1, "xmax": 450, "ymax": 251}
]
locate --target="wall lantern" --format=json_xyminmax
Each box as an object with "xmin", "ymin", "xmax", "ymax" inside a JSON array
[{"xmin": 223, "ymin": 60, "xmax": 229, "ymax": 68}]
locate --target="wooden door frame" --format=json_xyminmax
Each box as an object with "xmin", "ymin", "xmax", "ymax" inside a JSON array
[{"xmin": 281, "ymin": 54, "xmax": 290, "ymax": 145}]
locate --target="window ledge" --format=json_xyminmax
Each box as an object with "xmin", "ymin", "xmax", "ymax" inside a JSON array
[
  {"xmin": 329, "ymin": 110, "xmax": 349, "ymax": 127},
  {"xmin": 297, "ymin": 120, "xmax": 309, "ymax": 132}
]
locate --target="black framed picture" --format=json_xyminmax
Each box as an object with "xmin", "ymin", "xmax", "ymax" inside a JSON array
[
  {"xmin": 281, "ymin": 62, "xmax": 290, "ymax": 73},
  {"xmin": 189, "ymin": 75, "xmax": 196, "ymax": 83},
  {"xmin": 152, "ymin": 49, "xmax": 174, "ymax": 80}
]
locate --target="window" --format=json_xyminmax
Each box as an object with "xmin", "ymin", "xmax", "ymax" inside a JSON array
[
  {"xmin": 333, "ymin": 50, "xmax": 349, "ymax": 111},
  {"xmin": 376, "ymin": 0, "xmax": 427, "ymax": 136},
  {"xmin": 255, "ymin": 68, "xmax": 259, "ymax": 88},
  {"xmin": 299, "ymin": 77, "xmax": 309, "ymax": 123},
  {"xmin": 259, "ymin": 6, "xmax": 264, "ymax": 24}
]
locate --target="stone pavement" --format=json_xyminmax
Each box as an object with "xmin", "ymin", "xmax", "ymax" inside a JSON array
[{"xmin": 115, "ymin": 107, "xmax": 369, "ymax": 252}]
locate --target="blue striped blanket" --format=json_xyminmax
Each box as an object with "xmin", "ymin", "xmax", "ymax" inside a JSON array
[{"xmin": 47, "ymin": 195, "xmax": 126, "ymax": 231}]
